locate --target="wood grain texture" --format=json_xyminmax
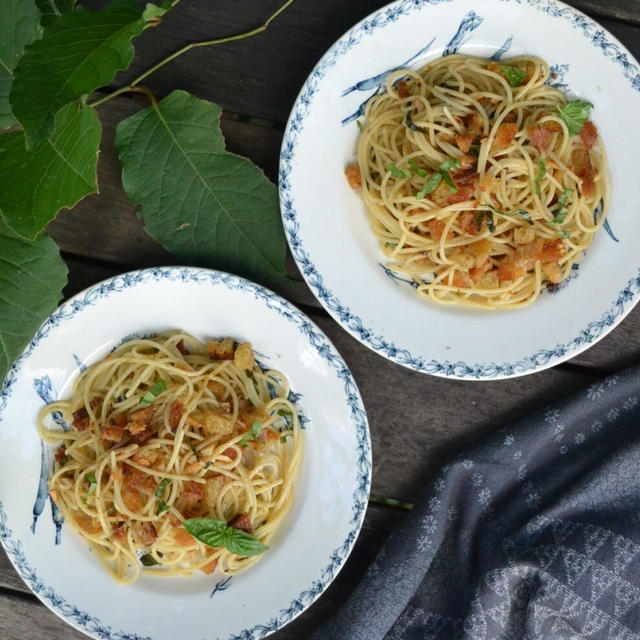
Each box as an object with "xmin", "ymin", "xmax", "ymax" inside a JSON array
[
  {"xmin": 88, "ymin": 1, "xmax": 640, "ymax": 125},
  {"xmin": 0, "ymin": 589, "xmax": 86, "ymax": 640}
]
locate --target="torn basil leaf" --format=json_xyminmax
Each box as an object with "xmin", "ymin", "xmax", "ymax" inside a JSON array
[
  {"xmin": 500, "ymin": 65, "xmax": 526, "ymax": 87},
  {"xmin": 557, "ymin": 100, "xmax": 593, "ymax": 136},
  {"xmin": 140, "ymin": 380, "xmax": 166, "ymax": 406}
]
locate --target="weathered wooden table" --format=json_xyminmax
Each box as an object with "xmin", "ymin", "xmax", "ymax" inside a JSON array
[{"xmin": 2, "ymin": 1, "xmax": 640, "ymax": 638}]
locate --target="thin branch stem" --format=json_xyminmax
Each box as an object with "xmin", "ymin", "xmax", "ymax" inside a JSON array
[{"xmin": 88, "ymin": 0, "xmax": 294, "ymax": 110}]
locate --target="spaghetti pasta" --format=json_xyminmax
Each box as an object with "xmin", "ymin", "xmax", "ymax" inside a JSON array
[
  {"xmin": 346, "ymin": 54, "xmax": 610, "ymax": 309},
  {"xmin": 38, "ymin": 331, "xmax": 302, "ymax": 585}
]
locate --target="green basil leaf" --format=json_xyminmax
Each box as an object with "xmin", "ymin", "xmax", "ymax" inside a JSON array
[
  {"xmin": 116, "ymin": 90, "xmax": 286, "ymax": 284},
  {"xmin": 552, "ymin": 208, "xmax": 568, "ymax": 225},
  {"xmin": 0, "ymin": 220, "xmax": 67, "ymax": 382},
  {"xmin": 155, "ymin": 478, "xmax": 170, "ymax": 499},
  {"xmin": 558, "ymin": 230, "xmax": 571, "ymax": 239},
  {"xmin": 416, "ymin": 173, "xmax": 442, "ymax": 198},
  {"xmin": 386, "ymin": 163, "xmax": 411, "ymax": 179},
  {"xmin": 500, "ymin": 65, "xmax": 526, "ymax": 87},
  {"xmin": 140, "ymin": 379, "xmax": 166, "ymax": 406},
  {"xmin": 439, "ymin": 158, "xmax": 461, "ymax": 172},
  {"xmin": 250, "ymin": 420, "xmax": 263, "ymax": 439},
  {"xmin": 535, "ymin": 158, "xmax": 546, "ymax": 196},
  {"xmin": 82, "ymin": 472, "xmax": 97, "ymax": 504},
  {"xmin": 557, "ymin": 188, "xmax": 573, "ymax": 207},
  {"xmin": 184, "ymin": 517, "xmax": 228, "ymax": 548},
  {"xmin": 440, "ymin": 170, "xmax": 458, "ymax": 193},
  {"xmin": 224, "ymin": 528, "xmax": 269, "ymax": 557},
  {"xmin": 0, "ymin": 0, "xmax": 42, "ymax": 128},
  {"xmin": 557, "ymin": 100, "xmax": 593, "ymax": 136},
  {"xmin": 140, "ymin": 553, "xmax": 159, "ymax": 566},
  {"xmin": 408, "ymin": 160, "xmax": 427, "ymax": 177}
]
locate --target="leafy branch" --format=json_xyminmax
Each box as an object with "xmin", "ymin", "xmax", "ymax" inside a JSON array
[
  {"xmin": 88, "ymin": 0, "xmax": 295, "ymax": 109},
  {"xmin": 0, "ymin": 0, "xmax": 294, "ymax": 382}
]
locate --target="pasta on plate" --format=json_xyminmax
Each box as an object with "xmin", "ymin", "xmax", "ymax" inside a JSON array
[
  {"xmin": 345, "ymin": 54, "xmax": 609, "ymax": 309},
  {"xmin": 38, "ymin": 331, "xmax": 302, "ymax": 584}
]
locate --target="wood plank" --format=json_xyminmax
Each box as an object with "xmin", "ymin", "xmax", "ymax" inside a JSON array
[
  {"xmin": 0, "ymin": 589, "xmax": 86, "ymax": 640},
  {"xmin": 87, "ymin": 1, "xmax": 640, "ymax": 126},
  {"xmin": 571, "ymin": 0, "xmax": 640, "ymax": 25},
  {"xmin": 0, "ymin": 503, "xmax": 404, "ymax": 638}
]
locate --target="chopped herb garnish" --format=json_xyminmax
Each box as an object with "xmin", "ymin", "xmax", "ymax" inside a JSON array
[
  {"xmin": 476, "ymin": 210, "xmax": 495, "ymax": 233},
  {"xmin": 439, "ymin": 157, "xmax": 460, "ymax": 194},
  {"xmin": 140, "ymin": 553, "xmax": 159, "ymax": 567},
  {"xmin": 552, "ymin": 208, "xmax": 568, "ymax": 225},
  {"xmin": 483, "ymin": 204, "xmax": 533, "ymax": 224},
  {"xmin": 140, "ymin": 380, "xmax": 167, "ymax": 406},
  {"xmin": 500, "ymin": 65, "xmax": 526, "ymax": 87},
  {"xmin": 155, "ymin": 478, "xmax": 171, "ymax": 515},
  {"xmin": 557, "ymin": 100, "xmax": 593, "ymax": 136},
  {"xmin": 416, "ymin": 172, "xmax": 442, "ymax": 198},
  {"xmin": 240, "ymin": 420, "xmax": 263, "ymax": 448},
  {"xmin": 277, "ymin": 409, "xmax": 293, "ymax": 418},
  {"xmin": 557, "ymin": 188, "xmax": 573, "ymax": 207},
  {"xmin": 82, "ymin": 472, "xmax": 97, "ymax": 504},
  {"xmin": 386, "ymin": 163, "xmax": 412, "ymax": 179},
  {"xmin": 280, "ymin": 434, "xmax": 291, "ymax": 443},
  {"xmin": 535, "ymin": 158, "xmax": 546, "ymax": 196},
  {"xmin": 551, "ymin": 189, "xmax": 573, "ymax": 225},
  {"xmin": 439, "ymin": 158, "xmax": 461, "ymax": 172},
  {"xmin": 189, "ymin": 443, "xmax": 200, "ymax": 461},
  {"xmin": 408, "ymin": 159, "xmax": 427, "ymax": 177},
  {"xmin": 356, "ymin": 120, "xmax": 363, "ymax": 131},
  {"xmin": 405, "ymin": 111, "xmax": 427, "ymax": 133},
  {"xmin": 558, "ymin": 230, "xmax": 571, "ymax": 238},
  {"xmin": 184, "ymin": 517, "xmax": 269, "ymax": 556}
]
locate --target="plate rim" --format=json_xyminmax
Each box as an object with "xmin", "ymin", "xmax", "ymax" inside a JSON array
[
  {"xmin": 0, "ymin": 265, "xmax": 372, "ymax": 640},
  {"xmin": 279, "ymin": 0, "xmax": 640, "ymax": 380}
]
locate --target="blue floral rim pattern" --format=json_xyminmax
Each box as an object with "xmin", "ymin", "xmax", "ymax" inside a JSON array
[
  {"xmin": 0, "ymin": 267, "xmax": 372, "ymax": 640},
  {"xmin": 279, "ymin": 0, "xmax": 640, "ymax": 379}
]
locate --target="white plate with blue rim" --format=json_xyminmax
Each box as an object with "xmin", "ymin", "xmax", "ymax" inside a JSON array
[
  {"xmin": 0, "ymin": 267, "xmax": 371, "ymax": 639},
  {"xmin": 280, "ymin": 0, "xmax": 640, "ymax": 379}
]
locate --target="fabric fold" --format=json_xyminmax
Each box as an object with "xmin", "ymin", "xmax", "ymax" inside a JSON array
[{"xmin": 314, "ymin": 365, "xmax": 640, "ymax": 640}]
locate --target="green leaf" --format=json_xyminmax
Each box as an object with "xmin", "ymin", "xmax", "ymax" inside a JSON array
[
  {"xmin": 408, "ymin": 159, "xmax": 427, "ymax": 177},
  {"xmin": 386, "ymin": 163, "xmax": 411, "ymax": 179},
  {"xmin": 11, "ymin": 0, "xmax": 144, "ymax": 149},
  {"xmin": 535, "ymin": 158, "xmax": 546, "ymax": 196},
  {"xmin": 36, "ymin": 0, "xmax": 77, "ymax": 26},
  {"xmin": 0, "ymin": 0, "xmax": 42, "ymax": 129},
  {"xmin": 439, "ymin": 158, "xmax": 461, "ymax": 172},
  {"xmin": 225, "ymin": 528, "xmax": 269, "ymax": 557},
  {"xmin": 82, "ymin": 472, "xmax": 97, "ymax": 503},
  {"xmin": 115, "ymin": 90, "xmax": 287, "ymax": 283},
  {"xmin": 140, "ymin": 379, "xmax": 166, "ymax": 406},
  {"xmin": 142, "ymin": 2, "xmax": 170, "ymax": 22},
  {"xmin": 184, "ymin": 517, "xmax": 268, "ymax": 557},
  {"xmin": 184, "ymin": 518, "xmax": 228, "ymax": 548},
  {"xmin": 0, "ymin": 102, "xmax": 101, "ymax": 239},
  {"xmin": 557, "ymin": 100, "xmax": 593, "ymax": 136},
  {"xmin": 140, "ymin": 553, "xmax": 159, "ymax": 566},
  {"xmin": 500, "ymin": 65, "xmax": 526, "ymax": 87},
  {"xmin": 0, "ymin": 219, "xmax": 68, "ymax": 382},
  {"xmin": 240, "ymin": 419, "xmax": 263, "ymax": 447},
  {"xmin": 416, "ymin": 172, "xmax": 442, "ymax": 198}
]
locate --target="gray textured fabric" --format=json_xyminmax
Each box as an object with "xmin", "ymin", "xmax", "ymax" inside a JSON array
[{"xmin": 314, "ymin": 366, "xmax": 640, "ymax": 640}]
